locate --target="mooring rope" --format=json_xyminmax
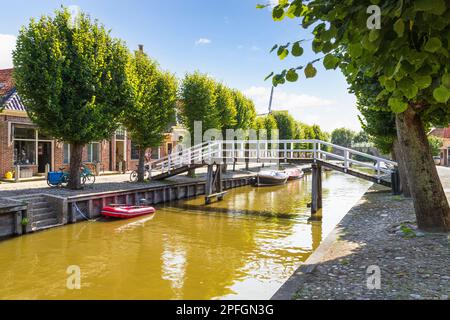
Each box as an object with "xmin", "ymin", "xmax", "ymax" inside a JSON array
[{"xmin": 73, "ymin": 203, "xmax": 98, "ymax": 222}]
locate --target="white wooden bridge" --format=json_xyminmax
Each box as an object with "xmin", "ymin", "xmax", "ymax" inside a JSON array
[
  {"xmin": 148, "ymin": 140, "xmax": 400, "ymax": 212},
  {"xmin": 151, "ymin": 140, "xmax": 397, "ymax": 183}
]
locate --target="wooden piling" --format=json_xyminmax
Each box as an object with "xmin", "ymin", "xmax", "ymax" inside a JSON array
[{"xmin": 311, "ymin": 163, "xmax": 323, "ymax": 215}]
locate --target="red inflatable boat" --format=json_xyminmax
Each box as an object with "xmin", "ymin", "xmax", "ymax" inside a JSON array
[
  {"xmin": 101, "ymin": 205, "xmax": 156, "ymax": 219},
  {"xmin": 284, "ymin": 168, "xmax": 304, "ymax": 180}
]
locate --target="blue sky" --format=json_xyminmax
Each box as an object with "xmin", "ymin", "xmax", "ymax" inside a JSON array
[{"xmin": 0, "ymin": 0, "xmax": 361, "ymax": 132}]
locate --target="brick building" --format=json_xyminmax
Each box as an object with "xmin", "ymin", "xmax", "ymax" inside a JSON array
[
  {"xmin": 0, "ymin": 68, "xmax": 179, "ymax": 179},
  {"xmin": 429, "ymin": 126, "xmax": 450, "ymax": 167}
]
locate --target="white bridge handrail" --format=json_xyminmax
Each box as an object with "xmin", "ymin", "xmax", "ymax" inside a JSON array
[{"xmin": 151, "ymin": 139, "xmax": 397, "ymax": 179}]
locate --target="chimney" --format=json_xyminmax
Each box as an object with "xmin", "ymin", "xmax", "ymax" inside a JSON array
[{"xmin": 138, "ymin": 44, "xmax": 144, "ymax": 52}]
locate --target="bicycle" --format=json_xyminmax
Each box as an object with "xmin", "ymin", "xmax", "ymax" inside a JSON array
[
  {"xmin": 130, "ymin": 164, "xmax": 151, "ymax": 182},
  {"xmin": 47, "ymin": 165, "xmax": 96, "ymax": 188},
  {"xmin": 81, "ymin": 164, "xmax": 96, "ymax": 186},
  {"xmin": 47, "ymin": 168, "xmax": 71, "ymax": 187}
]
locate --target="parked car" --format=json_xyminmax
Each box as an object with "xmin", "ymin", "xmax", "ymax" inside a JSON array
[{"xmin": 433, "ymin": 156, "xmax": 441, "ymax": 165}]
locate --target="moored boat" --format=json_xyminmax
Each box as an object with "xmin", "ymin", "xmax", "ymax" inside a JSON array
[
  {"xmin": 284, "ymin": 168, "xmax": 304, "ymax": 180},
  {"xmin": 101, "ymin": 205, "xmax": 156, "ymax": 219},
  {"xmin": 254, "ymin": 170, "xmax": 289, "ymax": 186}
]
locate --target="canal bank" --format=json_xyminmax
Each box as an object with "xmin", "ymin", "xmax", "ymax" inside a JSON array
[
  {"xmin": 0, "ymin": 169, "xmax": 255, "ymax": 239},
  {"xmin": 273, "ymin": 166, "xmax": 450, "ymax": 300},
  {"xmin": 0, "ymin": 171, "xmax": 372, "ymax": 299}
]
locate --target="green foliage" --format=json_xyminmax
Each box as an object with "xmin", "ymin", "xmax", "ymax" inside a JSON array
[
  {"xmin": 179, "ymin": 72, "xmax": 220, "ymax": 135},
  {"xmin": 272, "ymin": 111, "xmax": 296, "ymax": 139},
  {"xmin": 215, "ymin": 83, "xmax": 237, "ymax": 133},
  {"xmin": 124, "ymin": 49, "xmax": 177, "ymax": 150},
  {"xmin": 331, "ymin": 128, "xmax": 355, "ymax": 148},
  {"xmin": 13, "ymin": 7, "xmax": 131, "ymax": 144},
  {"xmin": 264, "ymin": 1, "xmax": 450, "ymax": 126},
  {"xmin": 428, "ymin": 135, "xmax": 443, "ymax": 156},
  {"xmin": 255, "ymin": 114, "xmax": 278, "ymax": 140},
  {"xmin": 232, "ymin": 90, "xmax": 257, "ymax": 130}
]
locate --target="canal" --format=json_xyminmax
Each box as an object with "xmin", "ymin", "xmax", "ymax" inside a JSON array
[{"xmin": 0, "ymin": 171, "xmax": 372, "ymax": 300}]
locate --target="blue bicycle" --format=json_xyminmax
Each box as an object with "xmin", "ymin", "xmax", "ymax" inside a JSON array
[{"xmin": 47, "ymin": 165, "xmax": 96, "ymax": 187}]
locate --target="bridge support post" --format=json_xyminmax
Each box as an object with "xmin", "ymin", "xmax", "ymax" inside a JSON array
[
  {"xmin": 391, "ymin": 168, "xmax": 401, "ymax": 195},
  {"xmin": 205, "ymin": 163, "xmax": 225, "ymax": 205},
  {"xmin": 311, "ymin": 163, "xmax": 322, "ymax": 216}
]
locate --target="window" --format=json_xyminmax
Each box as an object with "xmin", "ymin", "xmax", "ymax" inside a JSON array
[
  {"xmin": 131, "ymin": 142, "xmax": 140, "ymax": 160},
  {"xmin": 14, "ymin": 126, "xmax": 35, "ymax": 139},
  {"xmin": 14, "ymin": 140, "xmax": 36, "ymax": 165},
  {"xmin": 63, "ymin": 144, "xmax": 70, "ymax": 164},
  {"xmin": 167, "ymin": 143, "xmax": 173, "ymax": 155},
  {"xmin": 151, "ymin": 148, "xmax": 160, "ymax": 160},
  {"xmin": 115, "ymin": 127, "xmax": 126, "ymax": 141},
  {"xmin": 13, "ymin": 125, "xmax": 37, "ymax": 166},
  {"xmin": 87, "ymin": 143, "xmax": 100, "ymax": 163}
]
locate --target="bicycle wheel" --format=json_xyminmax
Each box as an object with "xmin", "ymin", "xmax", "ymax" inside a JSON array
[
  {"xmin": 130, "ymin": 171, "xmax": 138, "ymax": 182},
  {"xmin": 83, "ymin": 174, "xmax": 96, "ymax": 186},
  {"xmin": 61, "ymin": 174, "xmax": 70, "ymax": 188}
]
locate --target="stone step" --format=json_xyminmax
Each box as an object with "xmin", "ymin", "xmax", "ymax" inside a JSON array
[
  {"xmin": 32, "ymin": 201, "xmax": 50, "ymax": 210},
  {"xmin": 33, "ymin": 211, "xmax": 57, "ymax": 221},
  {"xmin": 32, "ymin": 218, "xmax": 59, "ymax": 231}
]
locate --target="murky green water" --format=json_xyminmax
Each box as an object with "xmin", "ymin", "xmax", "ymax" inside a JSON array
[{"xmin": 0, "ymin": 171, "xmax": 372, "ymax": 300}]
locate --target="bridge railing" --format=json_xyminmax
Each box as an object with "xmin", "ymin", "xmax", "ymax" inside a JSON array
[{"xmin": 151, "ymin": 139, "xmax": 397, "ymax": 179}]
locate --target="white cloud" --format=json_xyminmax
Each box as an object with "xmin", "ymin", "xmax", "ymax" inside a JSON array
[
  {"xmin": 243, "ymin": 86, "xmax": 362, "ymax": 132},
  {"xmin": 195, "ymin": 38, "xmax": 211, "ymax": 45},
  {"xmin": 0, "ymin": 34, "xmax": 17, "ymax": 69},
  {"xmin": 250, "ymin": 46, "xmax": 261, "ymax": 51},
  {"xmin": 243, "ymin": 86, "xmax": 333, "ymax": 115}
]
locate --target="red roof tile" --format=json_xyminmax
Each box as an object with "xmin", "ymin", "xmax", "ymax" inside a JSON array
[
  {"xmin": 0, "ymin": 68, "xmax": 14, "ymax": 97},
  {"xmin": 430, "ymin": 126, "xmax": 450, "ymax": 139}
]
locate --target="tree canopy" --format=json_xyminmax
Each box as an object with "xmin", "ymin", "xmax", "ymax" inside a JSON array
[
  {"xmin": 331, "ymin": 128, "xmax": 355, "ymax": 148},
  {"xmin": 263, "ymin": 0, "xmax": 450, "ymax": 123},
  {"xmin": 13, "ymin": 7, "xmax": 131, "ymax": 189},
  {"xmin": 260, "ymin": 0, "xmax": 450, "ymax": 231},
  {"xmin": 124, "ymin": 49, "xmax": 177, "ymax": 181}
]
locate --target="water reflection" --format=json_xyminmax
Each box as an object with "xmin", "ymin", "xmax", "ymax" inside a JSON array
[{"xmin": 0, "ymin": 172, "xmax": 371, "ymax": 300}]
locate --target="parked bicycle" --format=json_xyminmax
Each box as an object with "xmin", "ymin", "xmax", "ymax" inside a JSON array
[
  {"xmin": 47, "ymin": 164, "xmax": 96, "ymax": 187},
  {"xmin": 130, "ymin": 164, "xmax": 151, "ymax": 182}
]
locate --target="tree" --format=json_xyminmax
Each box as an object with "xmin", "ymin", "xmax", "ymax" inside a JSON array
[
  {"xmin": 179, "ymin": 72, "xmax": 219, "ymax": 176},
  {"xmin": 331, "ymin": 128, "xmax": 355, "ymax": 148},
  {"xmin": 272, "ymin": 111, "xmax": 296, "ymax": 139},
  {"xmin": 261, "ymin": 0, "xmax": 450, "ymax": 231},
  {"xmin": 13, "ymin": 8, "xmax": 131, "ymax": 189},
  {"xmin": 255, "ymin": 114, "xmax": 278, "ymax": 140},
  {"xmin": 428, "ymin": 136, "xmax": 443, "ymax": 157},
  {"xmin": 179, "ymin": 72, "xmax": 220, "ymax": 137},
  {"xmin": 232, "ymin": 90, "xmax": 256, "ymax": 131},
  {"xmin": 215, "ymin": 83, "xmax": 237, "ymax": 136},
  {"xmin": 124, "ymin": 49, "xmax": 177, "ymax": 182}
]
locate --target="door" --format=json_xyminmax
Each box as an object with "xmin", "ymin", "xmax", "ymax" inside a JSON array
[
  {"xmin": 38, "ymin": 142, "xmax": 52, "ymax": 173},
  {"xmin": 116, "ymin": 141, "xmax": 124, "ymax": 171}
]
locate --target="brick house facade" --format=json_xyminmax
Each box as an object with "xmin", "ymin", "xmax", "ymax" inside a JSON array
[
  {"xmin": 429, "ymin": 126, "xmax": 450, "ymax": 167},
  {"xmin": 0, "ymin": 68, "xmax": 178, "ymax": 179}
]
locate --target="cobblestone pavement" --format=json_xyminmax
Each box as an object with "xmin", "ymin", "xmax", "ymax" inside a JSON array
[
  {"xmin": 290, "ymin": 167, "xmax": 450, "ymax": 300},
  {"xmin": 0, "ymin": 164, "xmax": 258, "ymax": 200}
]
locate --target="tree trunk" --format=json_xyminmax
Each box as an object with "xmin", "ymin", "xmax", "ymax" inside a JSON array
[
  {"xmin": 137, "ymin": 147, "xmax": 146, "ymax": 183},
  {"xmin": 396, "ymin": 106, "xmax": 449, "ymax": 232},
  {"xmin": 68, "ymin": 142, "xmax": 84, "ymax": 190},
  {"xmin": 392, "ymin": 137, "xmax": 411, "ymax": 198}
]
